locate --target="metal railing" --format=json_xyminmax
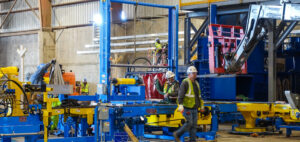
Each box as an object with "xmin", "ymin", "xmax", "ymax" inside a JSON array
[{"xmin": 179, "ymin": 0, "xmax": 226, "ymax": 7}]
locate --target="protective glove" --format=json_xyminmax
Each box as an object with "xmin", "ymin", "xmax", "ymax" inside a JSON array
[
  {"xmin": 177, "ymin": 104, "xmax": 184, "ymax": 113},
  {"xmin": 164, "ymin": 93, "xmax": 169, "ymax": 99}
]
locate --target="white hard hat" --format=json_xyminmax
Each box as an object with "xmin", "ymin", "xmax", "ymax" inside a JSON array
[
  {"xmin": 166, "ymin": 71, "xmax": 175, "ymax": 79},
  {"xmin": 187, "ymin": 66, "xmax": 198, "ymax": 73},
  {"xmin": 83, "ymin": 78, "xmax": 87, "ymax": 82}
]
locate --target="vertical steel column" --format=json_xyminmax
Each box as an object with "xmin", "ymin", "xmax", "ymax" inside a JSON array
[
  {"xmin": 210, "ymin": 4, "xmax": 217, "ymax": 24},
  {"xmin": 99, "ymin": 0, "xmax": 111, "ymax": 101},
  {"xmin": 168, "ymin": 8, "xmax": 173, "ymax": 72},
  {"xmin": 175, "ymin": 5, "xmax": 179, "ymax": 80},
  {"xmin": 168, "ymin": 6, "xmax": 179, "ymax": 80},
  {"xmin": 184, "ymin": 17, "xmax": 191, "ymax": 64},
  {"xmin": 268, "ymin": 20, "xmax": 276, "ymax": 102}
]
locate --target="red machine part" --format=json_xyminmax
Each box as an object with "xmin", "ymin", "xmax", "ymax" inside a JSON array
[
  {"xmin": 208, "ymin": 24, "xmax": 247, "ymax": 74},
  {"xmin": 142, "ymin": 73, "xmax": 165, "ymax": 100}
]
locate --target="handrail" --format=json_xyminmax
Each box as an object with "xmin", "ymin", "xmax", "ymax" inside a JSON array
[{"xmin": 179, "ymin": 0, "xmax": 226, "ymax": 7}]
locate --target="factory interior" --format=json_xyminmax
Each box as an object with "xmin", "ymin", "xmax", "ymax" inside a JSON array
[{"xmin": 1, "ymin": 0, "xmax": 300, "ymax": 141}]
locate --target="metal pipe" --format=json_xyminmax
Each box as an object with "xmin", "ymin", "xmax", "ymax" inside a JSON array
[
  {"xmin": 111, "ymin": 0, "xmax": 174, "ymax": 9},
  {"xmin": 106, "ymin": 31, "xmax": 190, "ymax": 41},
  {"xmin": 0, "ymin": 29, "xmax": 39, "ymax": 37},
  {"xmin": 111, "ymin": 64, "xmax": 171, "ymax": 68},
  {"xmin": 87, "ymin": 38, "xmax": 184, "ymax": 48},
  {"xmin": 275, "ymin": 21, "xmax": 298, "ymax": 49},
  {"xmin": 77, "ymin": 47, "xmax": 155, "ymax": 54},
  {"xmin": 0, "ymin": 131, "xmax": 44, "ymax": 136}
]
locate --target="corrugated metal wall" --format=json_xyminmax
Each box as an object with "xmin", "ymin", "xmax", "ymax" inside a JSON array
[
  {"xmin": 0, "ymin": 0, "xmax": 179, "ymax": 32},
  {"xmin": 122, "ymin": 0, "xmax": 178, "ymax": 19},
  {"xmin": 52, "ymin": 0, "xmax": 99, "ymax": 26},
  {"xmin": 0, "ymin": 0, "xmax": 39, "ymax": 32}
]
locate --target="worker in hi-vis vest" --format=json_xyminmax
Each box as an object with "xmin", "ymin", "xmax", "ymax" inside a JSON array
[
  {"xmin": 81, "ymin": 78, "xmax": 89, "ymax": 95},
  {"xmin": 173, "ymin": 66, "xmax": 205, "ymax": 142},
  {"xmin": 154, "ymin": 38, "xmax": 162, "ymax": 65},
  {"xmin": 155, "ymin": 71, "xmax": 179, "ymax": 103}
]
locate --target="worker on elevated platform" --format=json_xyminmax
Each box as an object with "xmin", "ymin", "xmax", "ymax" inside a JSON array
[
  {"xmin": 81, "ymin": 78, "xmax": 89, "ymax": 95},
  {"xmin": 173, "ymin": 66, "xmax": 205, "ymax": 142},
  {"xmin": 154, "ymin": 38, "xmax": 162, "ymax": 65},
  {"xmin": 155, "ymin": 71, "xmax": 179, "ymax": 103}
]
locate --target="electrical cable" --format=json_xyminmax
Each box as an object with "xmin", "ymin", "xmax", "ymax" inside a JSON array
[{"xmin": 1, "ymin": 80, "xmax": 29, "ymax": 113}]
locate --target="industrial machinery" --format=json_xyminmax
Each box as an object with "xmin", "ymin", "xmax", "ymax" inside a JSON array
[
  {"xmin": 94, "ymin": 0, "xmax": 219, "ymax": 141},
  {"xmin": 232, "ymin": 102, "xmax": 300, "ymax": 134},
  {"xmin": 145, "ymin": 105, "xmax": 218, "ymax": 141},
  {"xmin": 225, "ymin": 2, "xmax": 300, "ymax": 73},
  {"xmin": 0, "ymin": 65, "xmax": 99, "ymax": 142},
  {"xmin": 208, "ymin": 24, "xmax": 247, "ymax": 74},
  {"xmin": 0, "ymin": 67, "xmax": 43, "ymax": 142}
]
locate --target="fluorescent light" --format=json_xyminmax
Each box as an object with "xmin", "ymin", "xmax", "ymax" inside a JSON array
[
  {"xmin": 93, "ymin": 14, "xmax": 102, "ymax": 25},
  {"xmin": 121, "ymin": 11, "xmax": 126, "ymax": 21}
]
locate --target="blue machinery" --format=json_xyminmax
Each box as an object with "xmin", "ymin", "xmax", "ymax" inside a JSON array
[
  {"xmin": 3, "ymin": 1, "xmax": 300, "ymax": 142},
  {"xmin": 0, "ymin": 1, "xmax": 218, "ymax": 142},
  {"xmin": 97, "ymin": 0, "xmax": 217, "ymax": 141}
]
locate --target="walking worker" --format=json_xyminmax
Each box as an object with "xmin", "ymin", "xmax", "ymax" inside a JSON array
[{"xmin": 173, "ymin": 66, "xmax": 205, "ymax": 142}]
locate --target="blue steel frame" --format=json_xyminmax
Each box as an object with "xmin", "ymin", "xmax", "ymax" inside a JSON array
[{"xmin": 99, "ymin": 1, "xmax": 179, "ymax": 102}]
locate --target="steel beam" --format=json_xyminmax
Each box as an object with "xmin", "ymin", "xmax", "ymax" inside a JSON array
[
  {"xmin": 268, "ymin": 20, "xmax": 276, "ymax": 102},
  {"xmin": 189, "ymin": 18, "xmax": 208, "ymax": 50},
  {"xmin": 38, "ymin": 0, "xmax": 52, "ymax": 29},
  {"xmin": 190, "ymin": 22, "xmax": 197, "ymax": 33},
  {"xmin": 210, "ymin": 4, "xmax": 217, "ymax": 24},
  {"xmin": 99, "ymin": 0, "xmax": 111, "ymax": 93},
  {"xmin": 274, "ymin": 21, "xmax": 286, "ymax": 39},
  {"xmin": 0, "ymin": 0, "xmax": 17, "ymax": 29},
  {"xmin": 24, "ymin": 0, "xmax": 39, "ymax": 19},
  {"xmin": 111, "ymin": 0, "xmax": 174, "ymax": 9},
  {"xmin": 275, "ymin": 21, "xmax": 298, "ymax": 49},
  {"xmin": 184, "ymin": 17, "xmax": 191, "ymax": 64},
  {"xmin": 187, "ymin": 8, "xmax": 249, "ymax": 18}
]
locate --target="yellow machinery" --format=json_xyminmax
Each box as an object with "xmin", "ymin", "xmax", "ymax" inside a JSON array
[
  {"xmin": 147, "ymin": 106, "xmax": 212, "ymax": 128},
  {"xmin": 42, "ymin": 92, "xmax": 95, "ymax": 142},
  {"xmin": 0, "ymin": 67, "xmax": 29, "ymax": 116},
  {"xmin": 0, "ymin": 66, "xmax": 95, "ymax": 142},
  {"xmin": 234, "ymin": 103, "xmax": 300, "ymax": 133}
]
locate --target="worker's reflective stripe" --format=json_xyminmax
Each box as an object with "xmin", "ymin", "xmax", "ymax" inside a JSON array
[
  {"xmin": 183, "ymin": 78, "xmax": 201, "ymax": 108},
  {"xmin": 81, "ymin": 83, "xmax": 89, "ymax": 93},
  {"xmin": 185, "ymin": 93, "xmax": 194, "ymax": 98}
]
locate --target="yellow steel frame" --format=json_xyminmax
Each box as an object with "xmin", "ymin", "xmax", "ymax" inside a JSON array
[
  {"xmin": 236, "ymin": 103, "xmax": 300, "ymax": 133},
  {"xmin": 69, "ymin": 108, "xmax": 95, "ymax": 125},
  {"xmin": 42, "ymin": 91, "xmax": 95, "ymax": 142},
  {"xmin": 179, "ymin": 0, "xmax": 226, "ymax": 7},
  {"xmin": 147, "ymin": 106, "xmax": 212, "ymax": 128}
]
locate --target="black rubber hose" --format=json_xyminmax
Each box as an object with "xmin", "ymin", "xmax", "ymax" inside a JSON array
[{"xmin": 2, "ymin": 80, "xmax": 29, "ymax": 113}]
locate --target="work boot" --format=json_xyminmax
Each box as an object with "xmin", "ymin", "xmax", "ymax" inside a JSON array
[{"xmin": 173, "ymin": 132, "xmax": 180, "ymax": 142}]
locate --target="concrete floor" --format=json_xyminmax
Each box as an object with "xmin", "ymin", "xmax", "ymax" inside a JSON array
[
  {"xmin": 149, "ymin": 124, "xmax": 300, "ymax": 142},
  {"xmin": 216, "ymin": 124, "xmax": 300, "ymax": 142},
  {"xmin": 9, "ymin": 124, "xmax": 300, "ymax": 142}
]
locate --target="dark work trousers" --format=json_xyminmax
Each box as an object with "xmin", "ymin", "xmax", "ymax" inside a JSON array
[{"xmin": 175, "ymin": 108, "xmax": 198, "ymax": 142}]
